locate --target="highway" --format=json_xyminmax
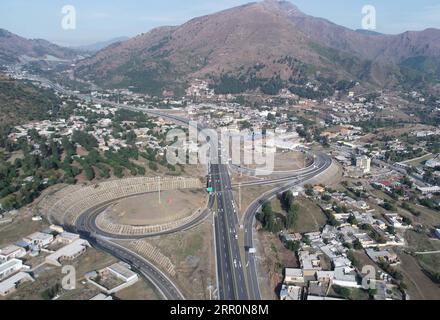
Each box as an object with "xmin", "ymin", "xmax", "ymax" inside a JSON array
[{"xmin": 29, "ymin": 75, "xmax": 333, "ymax": 300}]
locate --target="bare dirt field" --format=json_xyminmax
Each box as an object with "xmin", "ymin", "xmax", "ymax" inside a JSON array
[
  {"xmin": 244, "ymin": 151, "xmax": 307, "ymax": 172},
  {"xmin": 105, "ymin": 189, "xmax": 207, "ymax": 226},
  {"xmin": 146, "ymin": 220, "xmax": 216, "ymax": 299}
]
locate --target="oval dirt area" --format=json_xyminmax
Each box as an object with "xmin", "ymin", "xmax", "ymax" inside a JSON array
[{"xmin": 105, "ymin": 189, "xmax": 206, "ymax": 226}]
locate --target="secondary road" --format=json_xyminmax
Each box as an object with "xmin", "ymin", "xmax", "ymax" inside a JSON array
[{"xmin": 243, "ymin": 153, "xmax": 333, "ymax": 300}]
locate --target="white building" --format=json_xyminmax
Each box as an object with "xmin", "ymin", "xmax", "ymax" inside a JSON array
[
  {"xmin": 23, "ymin": 232, "xmax": 54, "ymax": 249},
  {"xmin": 284, "ymin": 268, "xmax": 304, "ymax": 285},
  {"xmin": 106, "ymin": 262, "xmax": 138, "ymax": 283},
  {"xmin": 0, "ymin": 245, "xmax": 26, "ymax": 263},
  {"xmin": 279, "ymin": 284, "xmax": 302, "ymax": 300},
  {"xmin": 0, "ymin": 259, "xmax": 23, "ymax": 281},
  {"xmin": 0, "ymin": 272, "xmax": 34, "ymax": 296},
  {"xmin": 333, "ymin": 267, "xmax": 360, "ymax": 288}
]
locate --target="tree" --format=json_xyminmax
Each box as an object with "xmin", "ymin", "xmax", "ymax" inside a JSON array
[
  {"xmin": 285, "ymin": 240, "xmax": 301, "ymax": 252},
  {"xmin": 286, "ymin": 203, "xmax": 299, "ymax": 229},
  {"xmin": 347, "ymin": 214, "xmax": 358, "ymax": 225},
  {"xmin": 333, "ymin": 285, "xmax": 351, "ymax": 299},
  {"xmin": 353, "ymin": 239, "xmax": 363, "ymax": 250}
]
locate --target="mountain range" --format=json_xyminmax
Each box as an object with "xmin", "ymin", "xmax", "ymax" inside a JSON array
[
  {"xmin": 0, "ymin": 29, "xmax": 77, "ymax": 65},
  {"xmin": 72, "ymin": 0, "xmax": 440, "ymax": 96},
  {"xmin": 1, "ymin": 0, "xmax": 440, "ymax": 96},
  {"xmin": 71, "ymin": 37, "xmax": 131, "ymax": 53}
]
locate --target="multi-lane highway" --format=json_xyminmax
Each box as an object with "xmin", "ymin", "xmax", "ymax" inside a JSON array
[{"xmin": 29, "ymin": 76, "xmax": 334, "ymax": 301}]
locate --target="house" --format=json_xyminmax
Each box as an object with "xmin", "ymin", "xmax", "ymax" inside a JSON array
[
  {"xmin": 308, "ymin": 281, "xmax": 329, "ymax": 297},
  {"xmin": 56, "ymin": 232, "xmax": 80, "ymax": 244},
  {"xmin": 384, "ymin": 214, "xmax": 410, "ymax": 229},
  {"xmin": 313, "ymin": 185, "xmax": 326, "ymax": 194},
  {"xmin": 284, "ymin": 268, "xmax": 304, "ymax": 285},
  {"xmin": 106, "ymin": 262, "xmax": 138, "ymax": 283},
  {"xmin": 298, "ymin": 251, "xmax": 322, "ymax": 279},
  {"xmin": 0, "ymin": 245, "xmax": 26, "ymax": 263},
  {"xmin": 365, "ymin": 249, "xmax": 399, "ymax": 264},
  {"xmin": 0, "ymin": 272, "xmax": 34, "ymax": 296},
  {"xmin": 316, "ymin": 271, "xmax": 335, "ymax": 284},
  {"xmin": 0, "ymin": 259, "xmax": 23, "ymax": 281},
  {"xmin": 23, "ymin": 232, "xmax": 54, "ymax": 249},
  {"xmin": 279, "ymin": 284, "xmax": 302, "ymax": 300},
  {"xmin": 333, "ymin": 267, "xmax": 360, "ymax": 288}
]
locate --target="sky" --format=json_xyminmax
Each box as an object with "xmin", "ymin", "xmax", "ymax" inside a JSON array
[{"xmin": 1, "ymin": 0, "xmax": 440, "ymax": 46}]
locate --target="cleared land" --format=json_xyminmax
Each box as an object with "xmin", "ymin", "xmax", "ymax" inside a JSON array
[
  {"xmin": 146, "ymin": 220, "xmax": 216, "ymax": 299},
  {"xmin": 244, "ymin": 150, "xmax": 307, "ymax": 171},
  {"xmin": 104, "ymin": 189, "xmax": 206, "ymax": 226}
]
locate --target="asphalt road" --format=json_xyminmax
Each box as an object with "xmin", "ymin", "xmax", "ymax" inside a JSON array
[
  {"xmin": 30, "ymin": 77, "xmax": 333, "ymax": 300},
  {"xmin": 243, "ymin": 153, "xmax": 333, "ymax": 300}
]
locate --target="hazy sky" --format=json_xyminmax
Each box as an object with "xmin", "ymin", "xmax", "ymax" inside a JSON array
[{"xmin": 1, "ymin": 0, "xmax": 440, "ymax": 46}]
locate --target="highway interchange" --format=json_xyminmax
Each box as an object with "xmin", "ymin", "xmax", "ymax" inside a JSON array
[{"xmin": 33, "ymin": 76, "xmax": 333, "ymax": 301}]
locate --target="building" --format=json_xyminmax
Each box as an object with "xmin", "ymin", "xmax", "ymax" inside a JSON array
[
  {"xmin": 416, "ymin": 185, "xmax": 440, "ymax": 194},
  {"xmin": 0, "ymin": 259, "xmax": 23, "ymax": 281},
  {"xmin": 49, "ymin": 225, "xmax": 65, "ymax": 234},
  {"xmin": 106, "ymin": 262, "xmax": 138, "ymax": 283},
  {"xmin": 425, "ymin": 158, "xmax": 440, "ymax": 169},
  {"xmin": 365, "ymin": 249, "xmax": 399, "ymax": 264},
  {"xmin": 333, "ymin": 267, "xmax": 360, "ymax": 288},
  {"xmin": 356, "ymin": 156, "xmax": 371, "ymax": 174},
  {"xmin": 56, "ymin": 232, "xmax": 80, "ymax": 244},
  {"xmin": 45, "ymin": 239, "xmax": 90, "ymax": 267},
  {"xmin": 23, "ymin": 232, "xmax": 54, "ymax": 249},
  {"xmin": 384, "ymin": 213, "xmax": 410, "ymax": 229},
  {"xmin": 90, "ymin": 293, "xmax": 113, "ymax": 300},
  {"xmin": 279, "ymin": 284, "xmax": 302, "ymax": 300},
  {"xmin": 0, "ymin": 245, "xmax": 26, "ymax": 263},
  {"xmin": 298, "ymin": 251, "xmax": 322, "ymax": 279},
  {"xmin": 284, "ymin": 268, "xmax": 304, "ymax": 285},
  {"xmin": 0, "ymin": 272, "xmax": 34, "ymax": 296},
  {"xmin": 316, "ymin": 271, "xmax": 335, "ymax": 284}
]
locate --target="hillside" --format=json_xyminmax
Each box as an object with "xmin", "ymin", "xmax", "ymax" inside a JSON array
[
  {"xmin": 0, "ymin": 29, "xmax": 77, "ymax": 65},
  {"xmin": 73, "ymin": 0, "xmax": 440, "ymax": 96},
  {"xmin": 0, "ymin": 73, "xmax": 62, "ymax": 147}
]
